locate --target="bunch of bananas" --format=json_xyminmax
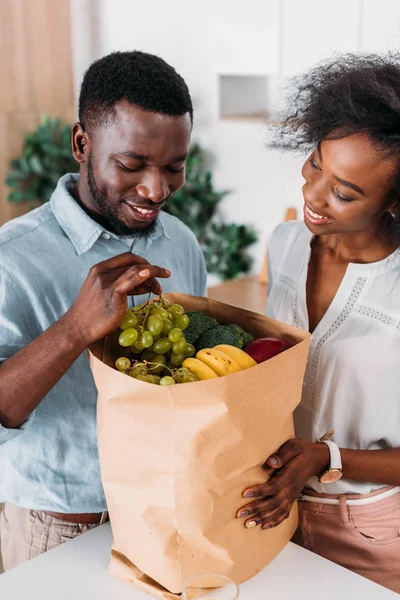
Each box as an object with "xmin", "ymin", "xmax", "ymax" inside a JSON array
[{"xmin": 183, "ymin": 344, "xmax": 257, "ymax": 380}]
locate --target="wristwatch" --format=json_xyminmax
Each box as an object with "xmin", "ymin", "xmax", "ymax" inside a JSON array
[{"xmin": 317, "ymin": 432, "xmax": 343, "ymax": 484}]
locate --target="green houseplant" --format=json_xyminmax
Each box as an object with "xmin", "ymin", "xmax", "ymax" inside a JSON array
[
  {"xmin": 164, "ymin": 143, "xmax": 258, "ymax": 280},
  {"xmin": 5, "ymin": 116, "xmax": 78, "ymax": 204},
  {"xmin": 6, "ymin": 119, "xmax": 257, "ymax": 280}
]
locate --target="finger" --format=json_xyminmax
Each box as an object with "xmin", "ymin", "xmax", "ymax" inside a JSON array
[
  {"xmin": 134, "ymin": 278, "xmax": 163, "ymax": 296},
  {"xmin": 262, "ymin": 510, "xmax": 292, "ymax": 531},
  {"xmin": 114, "ymin": 265, "xmax": 170, "ymax": 296},
  {"xmin": 237, "ymin": 494, "xmax": 281, "ymax": 519},
  {"xmin": 245, "ymin": 503, "xmax": 292, "ymax": 530},
  {"xmin": 243, "ymin": 457, "xmax": 300, "ymax": 499},
  {"xmin": 264, "ymin": 438, "xmax": 303, "ymax": 470},
  {"xmin": 91, "ymin": 252, "xmax": 150, "ymax": 274}
]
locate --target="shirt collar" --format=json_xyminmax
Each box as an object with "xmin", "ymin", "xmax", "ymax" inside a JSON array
[{"xmin": 50, "ymin": 173, "xmax": 171, "ymax": 255}]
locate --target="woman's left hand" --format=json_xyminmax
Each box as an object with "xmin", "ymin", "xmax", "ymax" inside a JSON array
[{"xmin": 237, "ymin": 438, "xmax": 330, "ymax": 530}]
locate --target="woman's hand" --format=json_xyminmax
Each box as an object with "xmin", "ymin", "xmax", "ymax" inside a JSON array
[{"xmin": 237, "ymin": 438, "xmax": 330, "ymax": 530}]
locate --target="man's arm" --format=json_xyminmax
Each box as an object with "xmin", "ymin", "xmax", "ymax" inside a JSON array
[{"xmin": 0, "ymin": 252, "xmax": 170, "ymax": 429}]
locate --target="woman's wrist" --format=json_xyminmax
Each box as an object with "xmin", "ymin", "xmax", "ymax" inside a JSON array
[{"xmin": 310, "ymin": 442, "xmax": 331, "ymax": 478}]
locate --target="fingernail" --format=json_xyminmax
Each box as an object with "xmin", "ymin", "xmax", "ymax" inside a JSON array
[
  {"xmin": 238, "ymin": 510, "xmax": 249, "ymax": 518},
  {"xmin": 268, "ymin": 456, "xmax": 279, "ymax": 467},
  {"xmin": 262, "ymin": 524, "xmax": 271, "ymax": 530},
  {"xmin": 243, "ymin": 491, "xmax": 255, "ymax": 498},
  {"xmin": 165, "ymin": 269, "xmax": 171, "ymax": 275},
  {"xmin": 246, "ymin": 520, "xmax": 257, "ymax": 529},
  {"xmin": 138, "ymin": 269, "xmax": 150, "ymax": 277}
]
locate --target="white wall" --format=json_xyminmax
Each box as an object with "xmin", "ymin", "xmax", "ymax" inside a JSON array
[{"xmin": 70, "ymin": 0, "xmax": 400, "ymax": 276}]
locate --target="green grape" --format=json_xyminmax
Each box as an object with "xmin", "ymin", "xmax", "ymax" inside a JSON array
[
  {"xmin": 130, "ymin": 362, "xmax": 147, "ymax": 377},
  {"xmin": 174, "ymin": 368, "xmax": 199, "ymax": 384},
  {"xmin": 184, "ymin": 343, "xmax": 196, "ymax": 358},
  {"xmin": 167, "ymin": 309, "xmax": 176, "ymax": 324},
  {"xmin": 162, "ymin": 319, "xmax": 173, "ymax": 335},
  {"xmin": 147, "ymin": 354, "xmax": 167, "ymax": 374},
  {"xmin": 119, "ymin": 312, "xmax": 138, "ymax": 330},
  {"xmin": 153, "ymin": 333, "xmax": 162, "ymax": 341},
  {"xmin": 152, "ymin": 305, "xmax": 169, "ymax": 320},
  {"xmin": 133, "ymin": 339, "xmax": 145, "ymax": 351},
  {"xmin": 175, "ymin": 314, "xmax": 189, "ymax": 330},
  {"xmin": 153, "ymin": 337, "xmax": 172, "ymax": 354},
  {"xmin": 115, "ymin": 357, "xmax": 131, "ymax": 371},
  {"xmin": 141, "ymin": 350, "xmax": 156, "ymax": 362},
  {"xmin": 141, "ymin": 331, "xmax": 154, "ymax": 348},
  {"xmin": 160, "ymin": 376, "xmax": 176, "ymax": 386},
  {"xmin": 168, "ymin": 328, "xmax": 183, "ymax": 343},
  {"xmin": 119, "ymin": 328, "xmax": 139, "ymax": 347},
  {"xmin": 135, "ymin": 374, "xmax": 161, "ymax": 385},
  {"xmin": 171, "ymin": 303, "xmax": 185, "ymax": 316},
  {"xmin": 130, "ymin": 345, "xmax": 142, "ymax": 357},
  {"xmin": 161, "ymin": 297, "xmax": 171, "ymax": 308},
  {"xmin": 170, "ymin": 352, "xmax": 185, "ymax": 367},
  {"xmin": 184, "ymin": 372, "xmax": 200, "ymax": 383},
  {"xmin": 133, "ymin": 303, "xmax": 145, "ymax": 312},
  {"xmin": 148, "ymin": 315, "xmax": 163, "ymax": 336},
  {"xmin": 172, "ymin": 338, "xmax": 187, "ymax": 354},
  {"xmin": 173, "ymin": 368, "xmax": 191, "ymax": 383}
]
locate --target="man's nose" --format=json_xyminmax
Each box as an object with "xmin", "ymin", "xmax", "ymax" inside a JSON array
[{"xmin": 136, "ymin": 171, "xmax": 168, "ymax": 204}]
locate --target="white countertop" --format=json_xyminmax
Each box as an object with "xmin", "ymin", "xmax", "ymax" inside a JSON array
[{"xmin": 0, "ymin": 523, "xmax": 397, "ymax": 599}]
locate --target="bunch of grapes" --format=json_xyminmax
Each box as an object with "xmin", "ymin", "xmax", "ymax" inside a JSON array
[{"xmin": 114, "ymin": 296, "xmax": 198, "ymax": 386}]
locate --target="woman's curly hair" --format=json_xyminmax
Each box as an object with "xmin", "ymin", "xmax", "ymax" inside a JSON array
[{"xmin": 276, "ymin": 52, "xmax": 400, "ymax": 240}]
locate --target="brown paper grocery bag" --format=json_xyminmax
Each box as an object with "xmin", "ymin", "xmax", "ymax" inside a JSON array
[{"xmin": 89, "ymin": 293, "xmax": 310, "ymax": 597}]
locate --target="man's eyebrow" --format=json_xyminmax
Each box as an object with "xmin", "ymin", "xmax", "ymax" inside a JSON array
[
  {"xmin": 318, "ymin": 142, "xmax": 365, "ymax": 196},
  {"xmin": 116, "ymin": 152, "xmax": 188, "ymax": 162},
  {"xmin": 117, "ymin": 152, "xmax": 148, "ymax": 160},
  {"xmin": 169, "ymin": 154, "xmax": 188, "ymax": 162}
]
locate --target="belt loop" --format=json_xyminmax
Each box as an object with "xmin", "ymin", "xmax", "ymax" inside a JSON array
[
  {"xmin": 100, "ymin": 511, "xmax": 108, "ymax": 525},
  {"xmin": 339, "ymin": 495, "xmax": 350, "ymax": 524}
]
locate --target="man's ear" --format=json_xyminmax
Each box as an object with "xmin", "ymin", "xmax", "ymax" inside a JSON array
[{"xmin": 72, "ymin": 122, "xmax": 90, "ymax": 164}]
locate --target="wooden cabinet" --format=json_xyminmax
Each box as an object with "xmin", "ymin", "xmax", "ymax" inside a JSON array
[{"xmin": 0, "ymin": 0, "xmax": 74, "ymax": 225}]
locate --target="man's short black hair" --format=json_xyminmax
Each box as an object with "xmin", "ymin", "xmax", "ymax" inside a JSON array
[{"xmin": 79, "ymin": 50, "xmax": 193, "ymax": 132}]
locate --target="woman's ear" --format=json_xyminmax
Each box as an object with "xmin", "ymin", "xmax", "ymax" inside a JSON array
[{"xmin": 72, "ymin": 122, "xmax": 89, "ymax": 164}]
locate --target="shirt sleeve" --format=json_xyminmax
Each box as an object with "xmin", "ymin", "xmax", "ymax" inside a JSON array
[
  {"xmin": 196, "ymin": 246, "xmax": 208, "ymax": 297},
  {"xmin": 0, "ymin": 266, "xmax": 36, "ymax": 443}
]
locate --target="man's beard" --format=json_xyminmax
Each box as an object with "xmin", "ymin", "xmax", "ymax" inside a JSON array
[{"xmin": 87, "ymin": 154, "xmax": 157, "ymax": 239}]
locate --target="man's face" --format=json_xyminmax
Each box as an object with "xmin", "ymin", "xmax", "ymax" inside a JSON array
[{"xmin": 76, "ymin": 101, "xmax": 192, "ymax": 238}]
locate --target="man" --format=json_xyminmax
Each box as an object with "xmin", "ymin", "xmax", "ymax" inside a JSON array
[{"xmin": 0, "ymin": 51, "xmax": 207, "ymax": 570}]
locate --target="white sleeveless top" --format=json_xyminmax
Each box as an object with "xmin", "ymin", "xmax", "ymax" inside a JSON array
[{"xmin": 267, "ymin": 220, "xmax": 400, "ymax": 494}]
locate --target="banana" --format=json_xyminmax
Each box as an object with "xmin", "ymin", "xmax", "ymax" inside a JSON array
[
  {"xmin": 196, "ymin": 348, "xmax": 242, "ymax": 377},
  {"xmin": 182, "ymin": 358, "xmax": 219, "ymax": 380},
  {"xmin": 214, "ymin": 344, "xmax": 257, "ymax": 370}
]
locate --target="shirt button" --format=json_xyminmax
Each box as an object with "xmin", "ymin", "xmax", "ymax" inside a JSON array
[{"xmin": 102, "ymin": 233, "xmax": 111, "ymax": 240}]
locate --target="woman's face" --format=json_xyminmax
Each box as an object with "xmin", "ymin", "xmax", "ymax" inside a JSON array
[{"xmin": 301, "ymin": 133, "xmax": 398, "ymax": 236}]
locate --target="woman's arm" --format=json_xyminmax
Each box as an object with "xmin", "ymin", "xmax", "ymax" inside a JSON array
[{"xmin": 236, "ymin": 438, "xmax": 400, "ymax": 530}]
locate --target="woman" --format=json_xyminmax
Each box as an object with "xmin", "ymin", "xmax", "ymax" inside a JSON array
[{"xmin": 237, "ymin": 54, "xmax": 400, "ymax": 593}]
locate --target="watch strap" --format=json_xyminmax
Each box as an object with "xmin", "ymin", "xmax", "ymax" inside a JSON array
[{"xmin": 319, "ymin": 439, "xmax": 342, "ymax": 471}]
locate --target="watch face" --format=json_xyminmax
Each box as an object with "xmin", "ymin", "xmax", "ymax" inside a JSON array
[{"xmin": 320, "ymin": 470, "xmax": 343, "ymax": 484}]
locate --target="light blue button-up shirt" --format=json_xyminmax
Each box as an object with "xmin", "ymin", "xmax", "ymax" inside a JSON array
[{"xmin": 0, "ymin": 174, "xmax": 207, "ymax": 512}]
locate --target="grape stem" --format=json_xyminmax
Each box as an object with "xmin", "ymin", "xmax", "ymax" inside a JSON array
[{"xmin": 143, "ymin": 360, "xmax": 176, "ymax": 376}]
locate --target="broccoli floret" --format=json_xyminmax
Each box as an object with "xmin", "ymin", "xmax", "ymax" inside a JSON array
[
  {"xmin": 242, "ymin": 331, "xmax": 254, "ymax": 348},
  {"xmin": 196, "ymin": 324, "xmax": 244, "ymax": 351},
  {"xmin": 184, "ymin": 311, "xmax": 219, "ymax": 345}
]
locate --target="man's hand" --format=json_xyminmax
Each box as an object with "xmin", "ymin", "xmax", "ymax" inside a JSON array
[
  {"xmin": 237, "ymin": 438, "xmax": 329, "ymax": 530},
  {"xmin": 66, "ymin": 252, "xmax": 171, "ymax": 346}
]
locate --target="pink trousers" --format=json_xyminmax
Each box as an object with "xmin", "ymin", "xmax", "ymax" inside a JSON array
[{"xmin": 293, "ymin": 487, "xmax": 400, "ymax": 594}]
